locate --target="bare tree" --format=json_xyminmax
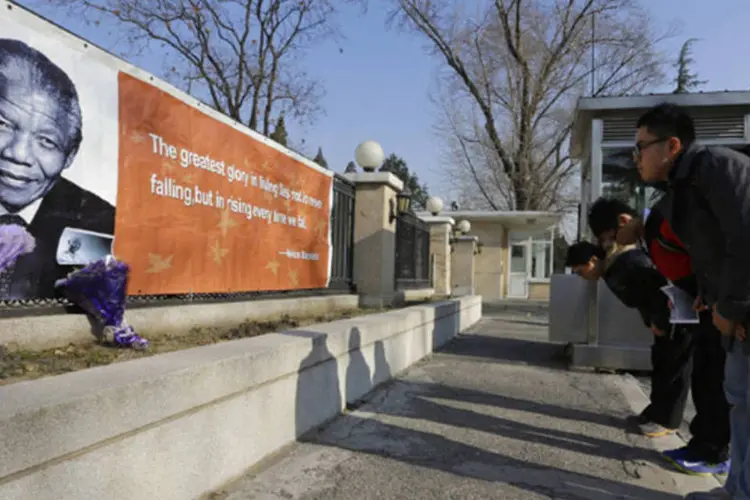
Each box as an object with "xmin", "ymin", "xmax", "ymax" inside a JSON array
[
  {"xmin": 391, "ymin": 0, "xmax": 670, "ymax": 211},
  {"xmin": 32, "ymin": 0, "xmax": 359, "ymax": 135}
]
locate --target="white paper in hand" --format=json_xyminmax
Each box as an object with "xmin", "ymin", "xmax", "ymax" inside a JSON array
[{"xmin": 660, "ymin": 284, "xmax": 700, "ymax": 324}]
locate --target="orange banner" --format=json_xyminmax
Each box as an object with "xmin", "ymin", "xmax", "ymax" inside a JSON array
[{"xmin": 114, "ymin": 72, "xmax": 333, "ymax": 295}]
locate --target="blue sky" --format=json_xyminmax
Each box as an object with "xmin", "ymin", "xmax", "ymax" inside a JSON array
[{"xmin": 15, "ymin": 0, "xmax": 750, "ymax": 201}]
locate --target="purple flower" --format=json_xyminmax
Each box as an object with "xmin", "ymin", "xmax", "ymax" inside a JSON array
[{"xmin": 56, "ymin": 256, "xmax": 148, "ymax": 350}]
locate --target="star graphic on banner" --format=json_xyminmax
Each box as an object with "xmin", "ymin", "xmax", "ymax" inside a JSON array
[
  {"xmin": 288, "ymin": 269, "xmax": 299, "ymax": 287},
  {"xmin": 260, "ymin": 160, "xmax": 271, "ymax": 172},
  {"xmin": 265, "ymin": 259, "xmax": 280, "ymax": 275},
  {"xmin": 283, "ymin": 199, "xmax": 292, "ymax": 212},
  {"xmin": 243, "ymin": 157, "xmax": 252, "ymax": 170},
  {"xmin": 130, "ymin": 131, "xmax": 146, "ymax": 144},
  {"xmin": 209, "ymin": 240, "xmax": 229, "ymax": 264},
  {"xmin": 315, "ymin": 218, "xmax": 328, "ymax": 239},
  {"xmin": 146, "ymin": 253, "xmax": 173, "ymax": 273},
  {"xmin": 161, "ymin": 160, "xmax": 176, "ymax": 173},
  {"xmin": 263, "ymin": 191, "xmax": 274, "ymax": 203},
  {"xmin": 183, "ymin": 173, "xmax": 195, "ymax": 184},
  {"xmin": 289, "ymin": 177, "xmax": 304, "ymax": 193},
  {"xmin": 217, "ymin": 208, "xmax": 239, "ymax": 236}
]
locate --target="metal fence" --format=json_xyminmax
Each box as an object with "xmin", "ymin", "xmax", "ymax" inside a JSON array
[
  {"xmin": 394, "ymin": 211, "xmax": 431, "ymax": 290},
  {"xmin": 0, "ymin": 174, "xmax": 356, "ymax": 316},
  {"xmin": 329, "ymin": 174, "xmax": 356, "ymax": 291}
]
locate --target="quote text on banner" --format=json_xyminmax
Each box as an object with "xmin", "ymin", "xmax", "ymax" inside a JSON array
[{"xmin": 113, "ymin": 72, "xmax": 333, "ymax": 295}]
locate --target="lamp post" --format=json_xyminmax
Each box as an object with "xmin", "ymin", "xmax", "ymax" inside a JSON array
[
  {"xmin": 457, "ymin": 219, "xmax": 471, "ymax": 235},
  {"xmin": 390, "ymin": 189, "xmax": 412, "ymax": 223},
  {"xmin": 425, "ymin": 196, "xmax": 444, "ymax": 216},
  {"xmin": 354, "ymin": 140, "xmax": 385, "ymax": 172}
]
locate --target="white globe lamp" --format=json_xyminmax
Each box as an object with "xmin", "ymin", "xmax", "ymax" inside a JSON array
[
  {"xmin": 354, "ymin": 141, "xmax": 385, "ymax": 172},
  {"xmin": 425, "ymin": 196, "xmax": 444, "ymax": 216},
  {"xmin": 457, "ymin": 219, "xmax": 471, "ymax": 234}
]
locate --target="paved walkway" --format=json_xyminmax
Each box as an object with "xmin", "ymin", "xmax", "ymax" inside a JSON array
[{"xmin": 208, "ymin": 310, "xmax": 722, "ymax": 500}]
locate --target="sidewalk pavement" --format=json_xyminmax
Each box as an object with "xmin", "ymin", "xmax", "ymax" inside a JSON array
[{"xmin": 207, "ymin": 311, "xmax": 723, "ymax": 500}]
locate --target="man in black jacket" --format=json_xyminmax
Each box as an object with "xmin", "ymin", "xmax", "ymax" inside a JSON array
[
  {"xmin": 566, "ymin": 199, "xmax": 689, "ymax": 441},
  {"xmin": 630, "ymin": 102, "xmax": 748, "ymax": 499},
  {"xmin": 593, "ymin": 197, "xmax": 730, "ymax": 477}
]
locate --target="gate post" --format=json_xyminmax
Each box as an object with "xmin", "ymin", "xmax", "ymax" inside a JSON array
[
  {"xmin": 344, "ymin": 172, "xmax": 403, "ymax": 308},
  {"xmin": 421, "ymin": 216, "xmax": 454, "ymax": 296}
]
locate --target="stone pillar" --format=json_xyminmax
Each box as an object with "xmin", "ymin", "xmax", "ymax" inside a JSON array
[
  {"xmin": 421, "ymin": 216, "xmax": 454, "ymax": 296},
  {"xmin": 345, "ymin": 172, "xmax": 404, "ymax": 308},
  {"xmin": 451, "ymin": 236, "xmax": 478, "ymax": 296}
]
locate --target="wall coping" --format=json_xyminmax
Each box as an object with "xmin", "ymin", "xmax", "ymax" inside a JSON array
[
  {"xmin": 343, "ymin": 172, "xmax": 404, "ymax": 192},
  {"xmin": 420, "ymin": 216, "xmax": 455, "ymax": 226},
  {"xmin": 0, "ymin": 296, "xmax": 482, "ymax": 483}
]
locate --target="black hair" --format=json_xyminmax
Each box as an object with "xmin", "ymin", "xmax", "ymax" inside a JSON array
[
  {"xmin": 636, "ymin": 102, "xmax": 695, "ymax": 148},
  {"xmin": 565, "ymin": 241, "xmax": 605, "ymax": 267},
  {"xmin": 0, "ymin": 38, "xmax": 82, "ymax": 154},
  {"xmin": 587, "ymin": 197, "xmax": 637, "ymax": 238}
]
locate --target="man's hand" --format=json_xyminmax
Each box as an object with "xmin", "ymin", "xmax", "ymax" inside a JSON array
[
  {"xmin": 616, "ymin": 218, "xmax": 644, "ymax": 245},
  {"xmin": 693, "ymin": 296, "xmax": 709, "ymax": 312},
  {"xmin": 650, "ymin": 325, "xmax": 665, "ymax": 336},
  {"xmin": 711, "ymin": 304, "xmax": 746, "ymax": 339}
]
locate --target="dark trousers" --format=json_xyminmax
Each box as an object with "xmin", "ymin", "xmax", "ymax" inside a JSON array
[
  {"xmin": 643, "ymin": 327, "xmax": 692, "ymax": 430},
  {"xmin": 642, "ymin": 314, "xmax": 730, "ymax": 462},
  {"xmin": 687, "ymin": 313, "xmax": 730, "ymax": 462}
]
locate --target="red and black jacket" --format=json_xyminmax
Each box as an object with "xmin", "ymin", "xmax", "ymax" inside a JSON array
[{"xmin": 642, "ymin": 205, "xmax": 698, "ymax": 297}]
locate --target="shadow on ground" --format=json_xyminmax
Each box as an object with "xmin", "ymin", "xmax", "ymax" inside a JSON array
[
  {"xmin": 291, "ymin": 316, "xmax": 679, "ymax": 499},
  {"xmin": 444, "ymin": 332, "xmax": 569, "ymax": 368}
]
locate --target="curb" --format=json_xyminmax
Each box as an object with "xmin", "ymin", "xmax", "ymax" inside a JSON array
[{"xmin": 614, "ymin": 373, "xmax": 723, "ymax": 497}]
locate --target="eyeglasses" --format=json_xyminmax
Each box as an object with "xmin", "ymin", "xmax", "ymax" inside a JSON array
[{"xmin": 632, "ymin": 137, "xmax": 668, "ymax": 159}]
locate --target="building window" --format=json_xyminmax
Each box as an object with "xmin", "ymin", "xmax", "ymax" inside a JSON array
[
  {"xmin": 509, "ymin": 230, "xmax": 554, "ymax": 280},
  {"xmin": 531, "ymin": 241, "xmax": 552, "ymax": 279}
]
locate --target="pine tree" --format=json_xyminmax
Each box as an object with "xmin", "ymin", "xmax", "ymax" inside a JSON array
[
  {"xmin": 673, "ymin": 38, "xmax": 707, "ymax": 94},
  {"xmin": 269, "ymin": 115, "xmax": 288, "ymax": 147},
  {"xmin": 313, "ymin": 147, "xmax": 329, "ymax": 169},
  {"xmin": 378, "ymin": 153, "xmax": 430, "ymax": 210},
  {"xmin": 344, "ymin": 161, "xmax": 357, "ymax": 173}
]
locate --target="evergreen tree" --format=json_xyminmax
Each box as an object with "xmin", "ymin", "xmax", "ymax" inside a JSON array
[
  {"xmin": 378, "ymin": 153, "xmax": 430, "ymax": 210},
  {"xmin": 269, "ymin": 115, "xmax": 288, "ymax": 147},
  {"xmin": 344, "ymin": 161, "xmax": 357, "ymax": 173},
  {"xmin": 313, "ymin": 147, "xmax": 329, "ymax": 169},
  {"xmin": 673, "ymin": 38, "xmax": 707, "ymax": 94}
]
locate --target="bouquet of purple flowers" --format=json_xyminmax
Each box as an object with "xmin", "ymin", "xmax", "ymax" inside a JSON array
[
  {"xmin": 56, "ymin": 255, "xmax": 148, "ymax": 349},
  {"xmin": 0, "ymin": 224, "xmax": 35, "ymax": 273}
]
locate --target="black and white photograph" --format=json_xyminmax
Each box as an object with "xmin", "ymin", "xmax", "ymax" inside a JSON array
[{"xmin": 0, "ymin": 15, "xmax": 119, "ymax": 300}]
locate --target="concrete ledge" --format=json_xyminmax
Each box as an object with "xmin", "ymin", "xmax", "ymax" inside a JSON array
[
  {"xmin": 402, "ymin": 288, "xmax": 435, "ymax": 302},
  {"xmin": 0, "ymin": 294, "xmax": 359, "ymax": 351},
  {"xmin": 0, "ymin": 295, "xmax": 482, "ymax": 500}
]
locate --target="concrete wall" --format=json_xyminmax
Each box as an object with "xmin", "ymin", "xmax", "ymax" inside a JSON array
[
  {"xmin": 0, "ymin": 294, "xmax": 359, "ymax": 351},
  {"xmin": 470, "ymin": 222, "xmax": 506, "ymax": 301},
  {"xmin": 528, "ymin": 282, "xmax": 550, "ymax": 300},
  {"xmin": 0, "ymin": 296, "xmax": 482, "ymax": 500}
]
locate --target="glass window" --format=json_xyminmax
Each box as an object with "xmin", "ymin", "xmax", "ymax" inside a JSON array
[
  {"xmin": 601, "ymin": 148, "xmax": 663, "ymax": 214},
  {"xmin": 531, "ymin": 241, "xmax": 552, "ymax": 279},
  {"xmin": 510, "ymin": 245, "xmax": 526, "ymax": 273}
]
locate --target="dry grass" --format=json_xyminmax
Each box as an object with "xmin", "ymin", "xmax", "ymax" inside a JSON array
[{"xmin": 0, "ymin": 307, "xmax": 376, "ymax": 386}]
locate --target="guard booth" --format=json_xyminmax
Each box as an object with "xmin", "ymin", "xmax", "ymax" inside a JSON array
[{"xmin": 550, "ymin": 91, "xmax": 750, "ymax": 371}]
